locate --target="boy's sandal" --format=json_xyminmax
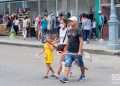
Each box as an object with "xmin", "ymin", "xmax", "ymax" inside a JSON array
[
  {"xmin": 51, "ymin": 75, "xmax": 59, "ymax": 79},
  {"xmin": 43, "ymin": 76, "xmax": 48, "ymax": 79}
]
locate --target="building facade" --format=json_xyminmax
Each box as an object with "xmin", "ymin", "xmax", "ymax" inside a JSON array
[
  {"xmin": 101, "ymin": 0, "xmax": 120, "ymax": 19},
  {"xmin": 101, "ymin": 0, "xmax": 120, "ymax": 38},
  {"xmin": 0, "ymin": 0, "xmax": 95, "ymax": 16}
]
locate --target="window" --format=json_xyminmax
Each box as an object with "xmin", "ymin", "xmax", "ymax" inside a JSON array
[{"xmin": 116, "ymin": 0, "xmax": 120, "ymax": 4}]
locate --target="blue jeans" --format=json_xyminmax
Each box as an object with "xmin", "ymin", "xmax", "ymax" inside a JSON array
[
  {"xmin": 83, "ymin": 30, "xmax": 90, "ymax": 41},
  {"xmin": 41, "ymin": 29, "xmax": 48, "ymax": 43},
  {"xmin": 64, "ymin": 54, "xmax": 84, "ymax": 67}
]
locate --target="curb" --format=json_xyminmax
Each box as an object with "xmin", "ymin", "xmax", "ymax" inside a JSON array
[
  {"xmin": 0, "ymin": 41, "xmax": 119, "ymax": 56},
  {"xmin": 84, "ymin": 49, "xmax": 120, "ymax": 56},
  {"xmin": 0, "ymin": 41, "xmax": 43, "ymax": 48}
]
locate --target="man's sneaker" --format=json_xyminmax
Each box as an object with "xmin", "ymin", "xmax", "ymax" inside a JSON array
[
  {"xmin": 78, "ymin": 75, "xmax": 87, "ymax": 81},
  {"xmin": 59, "ymin": 76, "xmax": 69, "ymax": 83},
  {"xmin": 50, "ymin": 74, "xmax": 56, "ymax": 77},
  {"xmin": 54, "ymin": 74, "xmax": 59, "ymax": 79}
]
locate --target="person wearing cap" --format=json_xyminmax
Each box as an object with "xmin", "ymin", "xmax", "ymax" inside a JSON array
[
  {"xmin": 60, "ymin": 16, "xmax": 86, "ymax": 83},
  {"xmin": 98, "ymin": 11, "xmax": 105, "ymax": 40}
]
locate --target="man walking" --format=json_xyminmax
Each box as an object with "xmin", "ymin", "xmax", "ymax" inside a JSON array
[{"xmin": 60, "ymin": 16, "xmax": 86, "ymax": 83}]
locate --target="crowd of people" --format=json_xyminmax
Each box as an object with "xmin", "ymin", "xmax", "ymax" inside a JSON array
[
  {"xmin": 6, "ymin": 14, "xmax": 31, "ymax": 40},
  {"xmin": 36, "ymin": 12, "xmax": 107, "ymax": 83},
  {"xmin": 5, "ymin": 11, "xmax": 107, "ymax": 44},
  {"xmin": 3, "ymin": 11, "xmax": 107, "ymax": 83},
  {"xmin": 36, "ymin": 11, "xmax": 107, "ymax": 83}
]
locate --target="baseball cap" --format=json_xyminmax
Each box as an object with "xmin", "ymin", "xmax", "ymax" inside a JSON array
[{"xmin": 69, "ymin": 16, "xmax": 78, "ymax": 22}]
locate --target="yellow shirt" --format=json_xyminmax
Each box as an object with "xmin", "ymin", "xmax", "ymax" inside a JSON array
[{"xmin": 44, "ymin": 42, "xmax": 54, "ymax": 64}]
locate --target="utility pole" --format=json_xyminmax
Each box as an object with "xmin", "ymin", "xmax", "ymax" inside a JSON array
[
  {"xmin": 108, "ymin": 0, "xmax": 120, "ymax": 49},
  {"xmin": 56, "ymin": 0, "xmax": 58, "ymax": 16}
]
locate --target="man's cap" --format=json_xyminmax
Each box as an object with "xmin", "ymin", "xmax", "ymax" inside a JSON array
[{"xmin": 69, "ymin": 16, "xmax": 78, "ymax": 22}]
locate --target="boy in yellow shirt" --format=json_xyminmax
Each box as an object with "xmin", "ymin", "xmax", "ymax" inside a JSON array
[{"xmin": 43, "ymin": 35, "xmax": 56, "ymax": 78}]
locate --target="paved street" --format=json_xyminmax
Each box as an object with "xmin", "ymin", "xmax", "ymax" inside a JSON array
[{"xmin": 0, "ymin": 44, "xmax": 120, "ymax": 86}]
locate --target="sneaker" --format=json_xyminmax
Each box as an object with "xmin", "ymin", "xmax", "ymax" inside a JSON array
[
  {"xmin": 54, "ymin": 74, "xmax": 59, "ymax": 79},
  {"xmin": 59, "ymin": 76, "xmax": 69, "ymax": 83},
  {"xmin": 95, "ymin": 38, "xmax": 98, "ymax": 41},
  {"xmin": 99, "ymin": 38, "xmax": 104, "ymax": 42},
  {"xmin": 50, "ymin": 74, "xmax": 56, "ymax": 78},
  {"xmin": 78, "ymin": 75, "xmax": 87, "ymax": 81},
  {"xmin": 84, "ymin": 41, "xmax": 89, "ymax": 44}
]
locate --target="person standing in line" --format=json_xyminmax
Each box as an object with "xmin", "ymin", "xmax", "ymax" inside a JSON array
[
  {"xmin": 41, "ymin": 14, "xmax": 48, "ymax": 43},
  {"xmin": 91, "ymin": 18, "xmax": 97, "ymax": 40},
  {"xmin": 35, "ymin": 16, "xmax": 39, "ymax": 40},
  {"xmin": 98, "ymin": 11, "xmax": 105, "ymax": 40},
  {"xmin": 34, "ymin": 16, "xmax": 41, "ymax": 40},
  {"xmin": 38, "ymin": 16, "xmax": 42, "ymax": 41},
  {"xmin": 22, "ymin": 16, "xmax": 29, "ymax": 40},
  {"xmin": 13, "ymin": 16, "xmax": 19, "ymax": 35},
  {"xmin": 55, "ymin": 16, "xmax": 60, "ymax": 39},
  {"xmin": 26, "ymin": 17, "xmax": 31, "ymax": 38},
  {"xmin": 47, "ymin": 14, "xmax": 52, "ymax": 34},
  {"xmin": 7, "ymin": 16, "xmax": 13, "ymax": 32},
  {"xmin": 81, "ymin": 14, "xmax": 92, "ymax": 44},
  {"xmin": 50, "ymin": 13, "xmax": 57, "ymax": 34}
]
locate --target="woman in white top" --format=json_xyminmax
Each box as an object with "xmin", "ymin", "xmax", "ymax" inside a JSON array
[
  {"xmin": 56, "ymin": 19, "xmax": 68, "ymax": 77},
  {"xmin": 59, "ymin": 23, "xmax": 67, "ymax": 44}
]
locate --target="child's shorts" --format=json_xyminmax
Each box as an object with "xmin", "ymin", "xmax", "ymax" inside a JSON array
[{"xmin": 64, "ymin": 54, "xmax": 84, "ymax": 67}]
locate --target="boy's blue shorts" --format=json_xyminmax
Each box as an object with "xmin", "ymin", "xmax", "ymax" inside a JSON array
[{"xmin": 64, "ymin": 54, "xmax": 84, "ymax": 67}]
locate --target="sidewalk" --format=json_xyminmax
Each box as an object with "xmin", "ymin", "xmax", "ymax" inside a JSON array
[
  {"xmin": 84, "ymin": 40, "xmax": 120, "ymax": 55},
  {"xmin": 0, "ymin": 36, "xmax": 42, "ymax": 47},
  {"xmin": 0, "ymin": 36, "xmax": 120, "ymax": 55}
]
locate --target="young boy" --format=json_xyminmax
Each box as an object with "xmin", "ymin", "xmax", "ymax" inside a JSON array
[{"xmin": 43, "ymin": 35, "xmax": 56, "ymax": 78}]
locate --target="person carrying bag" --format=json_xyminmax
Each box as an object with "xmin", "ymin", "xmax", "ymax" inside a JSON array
[{"xmin": 57, "ymin": 30, "xmax": 67, "ymax": 52}]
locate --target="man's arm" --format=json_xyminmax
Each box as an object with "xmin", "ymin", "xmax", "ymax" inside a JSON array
[{"xmin": 78, "ymin": 37, "xmax": 83, "ymax": 55}]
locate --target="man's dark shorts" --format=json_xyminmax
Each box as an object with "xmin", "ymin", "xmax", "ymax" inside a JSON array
[{"xmin": 64, "ymin": 53, "xmax": 84, "ymax": 67}]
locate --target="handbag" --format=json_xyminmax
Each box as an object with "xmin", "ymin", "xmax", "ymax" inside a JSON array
[{"xmin": 56, "ymin": 30, "xmax": 67, "ymax": 51}]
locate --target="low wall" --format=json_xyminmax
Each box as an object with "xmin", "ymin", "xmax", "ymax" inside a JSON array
[{"xmin": 0, "ymin": 24, "xmax": 8, "ymax": 36}]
